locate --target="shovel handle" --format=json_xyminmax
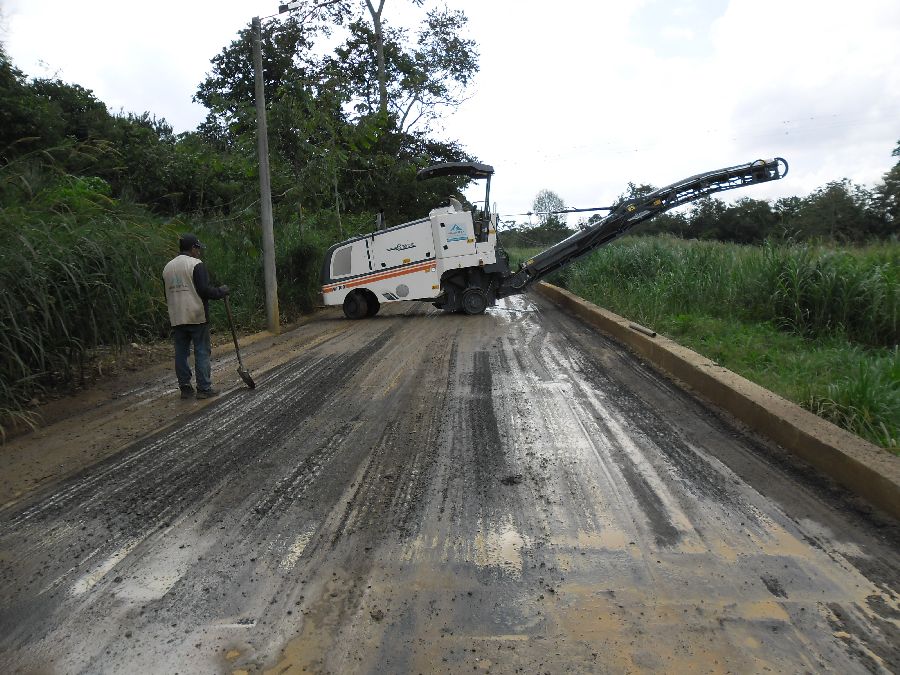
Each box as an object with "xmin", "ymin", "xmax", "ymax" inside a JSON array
[{"xmin": 223, "ymin": 295, "xmax": 244, "ymax": 368}]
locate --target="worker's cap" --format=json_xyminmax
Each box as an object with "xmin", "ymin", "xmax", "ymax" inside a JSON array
[{"xmin": 178, "ymin": 233, "xmax": 205, "ymax": 251}]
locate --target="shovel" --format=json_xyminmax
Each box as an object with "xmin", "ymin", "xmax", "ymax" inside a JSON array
[{"xmin": 224, "ymin": 296, "xmax": 256, "ymax": 389}]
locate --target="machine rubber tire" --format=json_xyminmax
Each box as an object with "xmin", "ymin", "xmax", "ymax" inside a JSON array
[
  {"xmin": 365, "ymin": 293, "xmax": 381, "ymax": 317},
  {"xmin": 342, "ymin": 290, "xmax": 368, "ymax": 320},
  {"xmin": 461, "ymin": 287, "xmax": 488, "ymax": 315}
]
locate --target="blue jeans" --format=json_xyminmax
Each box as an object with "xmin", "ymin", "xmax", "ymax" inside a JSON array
[{"xmin": 173, "ymin": 323, "xmax": 212, "ymax": 391}]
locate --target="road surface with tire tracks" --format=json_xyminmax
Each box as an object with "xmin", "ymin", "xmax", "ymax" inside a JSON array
[{"xmin": 1, "ymin": 294, "xmax": 897, "ymax": 673}]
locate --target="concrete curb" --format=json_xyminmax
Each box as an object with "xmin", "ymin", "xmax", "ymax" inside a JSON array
[{"xmin": 535, "ymin": 282, "xmax": 900, "ymax": 521}]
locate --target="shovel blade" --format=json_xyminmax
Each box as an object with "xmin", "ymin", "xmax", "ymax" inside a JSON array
[{"xmin": 238, "ymin": 367, "xmax": 256, "ymax": 389}]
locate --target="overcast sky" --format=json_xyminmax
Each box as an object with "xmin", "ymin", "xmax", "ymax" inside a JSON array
[{"xmin": 2, "ymin": 0, "xmax": 899, "ymax": 226}]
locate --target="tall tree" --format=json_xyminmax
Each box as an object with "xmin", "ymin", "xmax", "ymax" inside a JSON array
[
  {"xmin": 195, "ymin": 15, "xmax": 323, "ymax": 146},
  {"xmin": 614, "ymin": 181, "xmax": 656, "ymax": 205},
  {"xmin": 331, "ymin": 5, "xmax": 478, "ymax": 133},
  {"xmin": 398, "ymin": 7, "xmax": 478, "ymax": 132},
  {"xmin": 719, "ymin": 198, "xmax": 775, "ymax": 244},
  {"xmin": 876, "ymin": 139, "xmax": 900, "ymax": 227},
  {"xmin": 0, "ymin": 46, "xmax": 58, "ymax": 159},
  {"xmin": 795, "ymin": 179, "xmax": 882, "ymax": 241},
  {"xmin": 364, "ymin": 0, "xmax": 390, "ymax": 116},
  {"xmin": 688, "ymin": 197, "xmax": 728, "ymax": 240},
  {"xmin": 193, "ymin": 2, "xmax": 478, "ymax": 224},
  {"xmin": 532, "ymin": 189, "xmax": 566, "ymax": 226},
  {"xmin": 521, "ymin": 189, "xmax": 571, "ymax": 245}
]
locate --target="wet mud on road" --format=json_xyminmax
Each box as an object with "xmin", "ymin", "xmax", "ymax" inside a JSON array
[{"xmin": 1, "ymin": 295, "xmax": 898, "ymax": 673}]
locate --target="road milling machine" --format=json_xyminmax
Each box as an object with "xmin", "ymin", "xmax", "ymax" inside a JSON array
[{"xmin": 320, "ymin": 157, "xmax": 788, "ymax": 318}]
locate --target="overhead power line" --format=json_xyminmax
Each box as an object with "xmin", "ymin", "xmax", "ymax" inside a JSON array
[{"xmin": 500, "ymin": 205, "xmax": 615, "ymax": 218}]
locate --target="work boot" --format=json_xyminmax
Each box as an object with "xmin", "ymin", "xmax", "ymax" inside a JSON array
[
  {"xmin": 195, "ymin": 388, "xmax": 220, "ymax": 399},
  {"xmin": 180, "ymin": 385, "xmax": 194, "ymax": 399}
]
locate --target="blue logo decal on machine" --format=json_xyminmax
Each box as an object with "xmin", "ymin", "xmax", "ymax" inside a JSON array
[{"xmin": 447, "ymin": 223, "xmax": 467, "ymax": 243}]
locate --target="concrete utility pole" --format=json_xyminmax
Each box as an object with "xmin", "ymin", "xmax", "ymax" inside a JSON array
[{"xmin": 252, "ymin": 15, "xmax": 280, "ymax": 334}]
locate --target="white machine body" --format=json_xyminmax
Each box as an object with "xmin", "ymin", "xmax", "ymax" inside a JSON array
[{"xmin": 321, "ymin": 206, "xmax": 498, "ymax": 308}]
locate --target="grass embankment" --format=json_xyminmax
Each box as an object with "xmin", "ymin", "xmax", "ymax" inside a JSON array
[
  {"xmin": 509, "ymin": 237, "xmax": 899, "ymax": 451},
  {"xmin": 0, "ymin": 176, "xmax": 347, "ymax": 437}
]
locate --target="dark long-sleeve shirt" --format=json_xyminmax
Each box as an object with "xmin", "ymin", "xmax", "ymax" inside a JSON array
[{"xmin": 192, "ymin": 261, "xmax": 226, "ymax": 322}]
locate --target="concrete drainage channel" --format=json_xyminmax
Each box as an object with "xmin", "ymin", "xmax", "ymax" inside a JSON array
[{"xmin": 534, "ymin": 282, "xmax": 900, "ymax": 521}]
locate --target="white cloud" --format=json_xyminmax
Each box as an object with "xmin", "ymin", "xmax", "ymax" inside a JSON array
[
  {"xmin": 660, "ymin": 25, "xmax": 696, "ymax": 41},
  {"xmin": 2, "ymin": 0, "xmax": 266, "ymax": 128}
]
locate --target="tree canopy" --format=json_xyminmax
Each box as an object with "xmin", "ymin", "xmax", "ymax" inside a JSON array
[
  {"xmin": 1, "ymin": 2, "xmax": 482, "ymax": 227},
  {"xmin": 611, "ymin": 169, "xmax": 897, "ymax": 244}
]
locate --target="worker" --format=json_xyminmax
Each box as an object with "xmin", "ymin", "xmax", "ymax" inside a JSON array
[{"xmin": 162, "ymin": 233, "xmax": 230, "ymax": 399}]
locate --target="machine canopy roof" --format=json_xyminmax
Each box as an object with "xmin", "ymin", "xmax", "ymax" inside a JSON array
[{"xmin": 416, "ymin": 162, "xmax": 494, "ymax": 181}]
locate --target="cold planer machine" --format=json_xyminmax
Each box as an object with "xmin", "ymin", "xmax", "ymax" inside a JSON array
[{"xmin": 320, "ymin": 157, "xmax": 788, "ymax": 318}]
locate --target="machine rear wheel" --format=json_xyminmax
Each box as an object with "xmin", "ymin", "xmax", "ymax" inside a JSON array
[
  {"xmin": 342, "ymin": 290, "xmax": 368, "ymax": 320},
  {"xmin": 365, "ymin": 293, "xmax": 381, "ymax": 317},
  {"xmin": 461, "ymin": 288, "xmax": 488, "ymax": 315}
]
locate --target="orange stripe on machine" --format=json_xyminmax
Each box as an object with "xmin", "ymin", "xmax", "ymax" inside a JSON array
[{"xmin": 322, "ymin": 261, "xmax": 436, "ymax": 293}]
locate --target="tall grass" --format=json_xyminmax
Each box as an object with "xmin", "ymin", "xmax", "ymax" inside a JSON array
[
  {"xmin": 807, "ymin": 348, "xmax": 898, "ymax": 448},
  {"xmin": 754, "ymin": 243, "xmax": 897, "ymax": 345},
  {"xmin": 557, "ymin": 236, "xmax": 897, "ymax": 347},
  {"xmin": 510, "ymin": 236, "xmax": 898, "ymax": 449},
  {"xmin": 0, "ymin": 189, "xmax": 176, "ymax": 436},
  {"xmin": 0, "ymin": 175, "xmax": 354, "ymax": 438}
]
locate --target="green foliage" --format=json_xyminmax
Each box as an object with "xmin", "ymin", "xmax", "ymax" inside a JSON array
[
  {"xmin": 807, "ymin": 348, "xmax": 899, "ymax": 449},
  {"xmin": 754, "ymin": 242, "xmax": 898, "ymax": 345},
  {"xmin": 0, "ymin": 47, "xmax": 58, "ymax": 158},
  {"xmin": 665, "ymin": 317, "xmax": 898, "ymax": 450},
  {"xmin": 559, "ymin": 236, "xmax": 897, "ymax": 347},
  {"xmin": 193, "ymin": 9, "xmax": 480, "ymax": 226},
  {"xmin": 500, "ymin": 187, "xmax": 574, "ymax": 249},
  {"xmin": 875, "ymin": 140, "xmax": 900, "ymax": 226},
  {"xmin": 620, "ymin": 175, "xmax": 894, "ymax": 244},
  {"xmin": 791, "ymin": 179, "xmax": 887, "ymax": 240},
  {"xmin": 195, "ymin": 16, "xmax": 321, "ymax": 143},
  {"xmin": 330, "ymin": 6, "xmax": 478, "ymax": 131},
  {"xmin": 29, "ymin": 78, "xmax": 113, "ymax": 143},
  {"xmin": 0, "ymin": 193, "xmax": 176, "ymax": 436},
  {"xmin": 33, "ymin": 174, "xmax": 114, "ymax": 212}
]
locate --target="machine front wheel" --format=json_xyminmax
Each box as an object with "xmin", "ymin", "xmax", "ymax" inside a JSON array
[
  {"xmin": 343, "ymin": 290, "xmax": 369, "ymax": 319},
  {"xmin": 461, "ymin": 288, "xmax": 488, "ymax": 315}
]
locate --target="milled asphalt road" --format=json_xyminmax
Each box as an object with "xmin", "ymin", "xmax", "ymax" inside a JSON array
[{"xmin": 0, "ymin": 294, "xmax": 897, "ymax": 674}]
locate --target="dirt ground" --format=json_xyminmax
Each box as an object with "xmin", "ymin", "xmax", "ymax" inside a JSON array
[
  {"xmin": 1, "ymin": 295, "xmax": 898, "ymax": 674},
  {"xmin": 0, "ymin": 317, "xmax": 319, "ymax": 507}
]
